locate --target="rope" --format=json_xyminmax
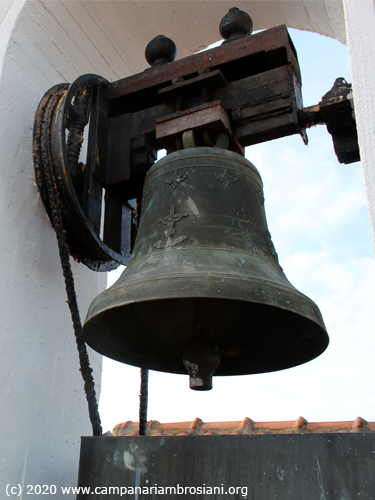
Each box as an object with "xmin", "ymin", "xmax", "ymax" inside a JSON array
[
  {"xmin": 139, "ymin": 368, "xmax": 149, "ymax": 435},
  {"xmin": 36, "ymin": 87, "xmax": 103, "ymax": 436}
]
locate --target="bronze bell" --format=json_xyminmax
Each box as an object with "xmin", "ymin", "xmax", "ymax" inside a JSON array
[{"xmin": 83, "ymin": 147, "xmax": 328, "ymax": 390}]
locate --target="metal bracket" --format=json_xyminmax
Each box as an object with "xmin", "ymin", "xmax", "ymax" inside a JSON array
[{"xmin": 298, "ymin": 78, "xmax": 360, "ymax": 164}]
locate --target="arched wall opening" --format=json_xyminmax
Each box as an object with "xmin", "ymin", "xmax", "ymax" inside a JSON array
[{"xmin": 0, "ymin": 0, "xmax": 373, "ymax": 490}]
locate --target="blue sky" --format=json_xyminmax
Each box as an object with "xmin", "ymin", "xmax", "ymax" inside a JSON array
[{"xmin": 99, "ymin": 29, "xmax": 375, "ymax": 431}]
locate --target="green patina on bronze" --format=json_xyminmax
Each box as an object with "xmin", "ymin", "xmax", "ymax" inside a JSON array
[{"xmin": 83, "ymin": 148, "xmax": 328, "ymax": 378}]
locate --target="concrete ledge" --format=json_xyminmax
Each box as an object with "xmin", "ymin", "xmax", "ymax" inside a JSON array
[{"xmin": 78, "ymin": 434, "xmax": 375, "ymax": 498}]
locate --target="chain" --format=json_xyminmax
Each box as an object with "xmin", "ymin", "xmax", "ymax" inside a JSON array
[
  {"xmin": 36, "ymin": 87, "xmax": 103, "ymax": 436},
  {"xmin": 139, "ymin": 368, "xmax": 149, "ymax": 435}
]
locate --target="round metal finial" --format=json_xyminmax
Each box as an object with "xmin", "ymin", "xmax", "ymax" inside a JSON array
[
  {"xmin": 145, "ymin": 35, "xmax": 177, "ymax": 67},
  {"xmin": 219, "ymin": 7, "xmax": 253, "ymax": 42}
]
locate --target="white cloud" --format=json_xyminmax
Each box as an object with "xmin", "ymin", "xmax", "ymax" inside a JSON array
[{"xmin": 248, "ymin": 131, "xmax": 368, "ymax": 252}]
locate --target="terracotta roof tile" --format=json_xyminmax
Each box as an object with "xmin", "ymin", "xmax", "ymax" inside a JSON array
[
  {"xmin": 240, "ymin": 417, "xmax": 253, "ymax": 429},
  {"xmin": 147, "ymin": 420, "xmax": 160, "ymax": 430},
  {"xmin": 353, "ymin": 417, "xmax": 366, "ymax": 428},
  {"xmin": 113, "ymin": 420, "xmax": 136, "ymax": 431},
  {"xmin": 296, "ymin": 416, "xmax": 307, "ymax": 428},
  {"xmin": 112, "ymin": 417, "xmax": 375, "ymax": 436},
  {"xmin": 155, "ymin": 422, "xmax": 190, "ymax": 431},
  {"xmin": 201, "ymin": 421, "xmax": 243, "ymax": 431},
  {"xmin": 306, "ymin": 421, "xmax": 361, "ymax": 431},
  {"xmin": 191, "ymin": 418, "xmax": 202, "ymax": 429},
  {"xmin": 254, "ymin": 419, "xmax": 306, "ymax": 431}
]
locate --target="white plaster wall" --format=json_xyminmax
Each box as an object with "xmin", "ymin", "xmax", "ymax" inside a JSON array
[
  {"xmin": 343, "ymin": 0, "xmax": 375, "ymax": 249},
  {"xmin": 0, "ymin": 0, "xmax": 108, "ymax": 496},
  {"xmin": 0, "ymin": 0, "xmax": 370, "ymax": 494}
]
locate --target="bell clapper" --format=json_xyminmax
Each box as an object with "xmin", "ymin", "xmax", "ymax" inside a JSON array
[
  {"xmin": 183, "ymin": 336, "xmax": 221, "ymax": 391},
  {"xmin": 183, "ymin": 299, "xmax": 221, "ymax": 391}
]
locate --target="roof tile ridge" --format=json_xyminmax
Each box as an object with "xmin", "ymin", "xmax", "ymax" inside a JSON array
[
  {"xmin": 295, "ymin": 416, "xmax": 308, "ymax": 430},
  {"xmin": 147, "ymin": 420, "xmax": 161, "ymax": 430},
  {"xmin": 113, "ymin": 420, "xmax": 133, "ymax": 431},
  {"xmin": 184, "ymin": 418, "xmax": 204, "ymax": 435},
  {"xmin": 112, "ymin": 420, "xmax": 138, "ymax": 436},
  {"xmin": 353, "ymin": 416, "xmax": 367, "ymax": 429},
  {"xmin": 305, "ymin": 417, "xmax": 371, "ymax": 433},
  {"xmin": 241, "ymin": 417, "xmax": 255, "ymax": 434},
  {"xmin": 191, "ymin": 417, "xmax": 203, "ymax": 430},
  {"xmin": 112, "ymin": 418, "xmax": 375, "ymax": 436}
]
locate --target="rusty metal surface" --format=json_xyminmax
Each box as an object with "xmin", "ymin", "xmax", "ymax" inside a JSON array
[
  {"xmin": 107, "ymin": 25, "xmax": 300, "ymax": 102},
  {"xmin": 106, "ymin": 25, "xmax": 305, "ymax": 181},
  {"xmin": 298, "ymin": 78, "xmax": 360, "ymax": 164},
  {"xmin": 319, "ymin": 79, "xmax": 359, "ymax": 164},
  {"xmin": 34, "ymin": 74, "xmax": 136, "ymax": 271},
  {"xmin": 104, "ymin": 24, "xmax": 305, "ymax": 156},
  {"xmin": 77, "ymin": 434, "xmax": 375, "ymax": 499}
]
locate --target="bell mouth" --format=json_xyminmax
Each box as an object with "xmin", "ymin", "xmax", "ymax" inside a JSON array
[{"xmin": 83, "ymin": 283, "xmax": 328, "ymax": 377}]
